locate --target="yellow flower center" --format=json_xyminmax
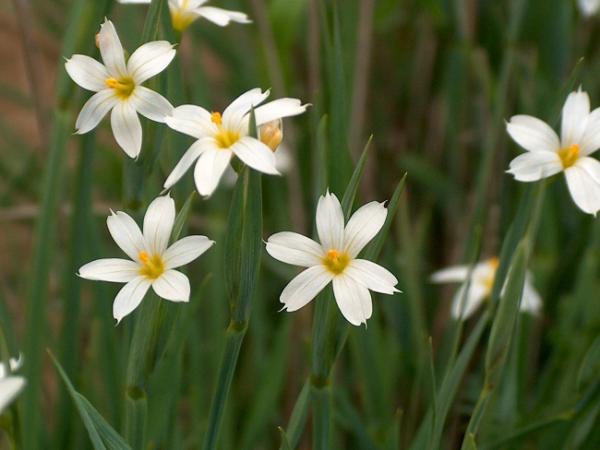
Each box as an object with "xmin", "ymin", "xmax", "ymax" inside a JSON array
[
  {"xmin": 322, "ymin": 249, "xmax": 350, "ymax": 275},
  {"xmin": 558, "ymin": 144, "xmax": 580, "ymax": 169},
  {"xmin": 259, "ymin": 120, "xmax": 283, "ymax": 152},
  {"xmin": 482, "ymin": 257, "xmax": 500, "ymax": 293},
  {"xmin": 171, "ymin": 2, "xmax": 196, "ymax": 32},
  {"xmin": 106, "ymin": 77, "xmax": 135, "ymax": 100},
  {"xmin": 210, "ymin": 112, "xmax": 240, "ymax": 149},
  {"xmin": 138, "ymin": 251, "xmax": 165, "ymax": 280}
]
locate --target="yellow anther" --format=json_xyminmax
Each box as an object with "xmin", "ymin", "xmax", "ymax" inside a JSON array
[
  {"xmin": 260, "ymin": 120, "xmax": 283, "ymax": 152},
  {"xmin": 558, "ymin": 144, "xmax": 580, "ymax": 169},
  {"xmin": 488, "ymin": 257, "xmax": 499, "ymax": 271},
  {"xmin": 211, "ymin": 112, "xmax": 223, "ymax": 126},
  {"xmin": 482, "ymin": 257, "xmax": 500, "ymax": 293},
  {"xmin": 105, "ymin": 77, "xmax": 135, "ymax": 99},
  {"xmin": 322, "ymin": 249, "xmax": 350, "ymax": 275},
  {"xmin": 138, "ymin": 251, "xmax": 165, "ymax": 280}
]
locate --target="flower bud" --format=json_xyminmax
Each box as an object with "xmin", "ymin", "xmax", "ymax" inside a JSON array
[{"xmin": 259, "ymin": 119, "xmax": 283, "ymax": 152}]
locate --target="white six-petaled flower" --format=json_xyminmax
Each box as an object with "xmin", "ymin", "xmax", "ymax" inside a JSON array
[
  {"xmin": 265, "ymin": 192, "xmax": 399, "ymax": 326},
  {"xmin": 431, "ymin": 258, "xmax": 541, "ymax": 320},
  {"xmin": 78, "ymin": 195, "xmax": 214, "ymax": 323},
  {"xmin": 65, "ymin": 19, "xmax": 176, "ymax": 158},
  {"xmin": 0, "ymin": 356, "xmax": 25, "ymax": 414},
  {"xmin": 506, "ymin": 88, "xmax": 600, "ymax": 215},
  {"xmin": 164, "ymin": 88, "xmax": 308, "ymax": 197},
  {"xmin": 578, "ymin": 0, "xmax": 600, "ymax": 17},
  {"xmin": 117, "ymin": 0, "xmax": 251, "ymax": 31}
]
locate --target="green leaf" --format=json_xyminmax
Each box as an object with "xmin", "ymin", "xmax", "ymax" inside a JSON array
[
  {"xmin": 171, "ymin": 191, "xmax": 196, "ymax": 242},
  {"xmin": 49, "ymin": 351, "xmax": 131, "ymax": 450},
  {"xmin": 280, "ymin": 381, "xmax": 311, "ymax": 450},
  {"xmin": 577, "ymin": 336, "xmax": 600, "ymax": 391},
  {"xmin": 340, "ymin": 136, "xmax": 372, "ymax": 218},
  {"xmin": 278, "ymin": 427, "xmax": 293, "ymax": 450}
]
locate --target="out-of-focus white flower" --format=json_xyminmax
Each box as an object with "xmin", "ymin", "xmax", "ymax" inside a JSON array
[
  {"xmin": 0, "ymin": 356, "xmax": 25, "ymax": 414},
  {"xmin": 431, "ymin": 257, "xmax": 542, "ymax": 320},
  {"xmin": 164, "ymin": 88, "xmax": 308, "ymax": 197},
  {"xmin": 79, "ymin": 195, "xmax": 214, "ymax": 323},
  {"xmin": 65, "ymin": 19, "xmax": 175, "ymax": 158},
  {"xmin": 506, "ymin": 88, "xmax": 600, "ymax": 215},
  {"xmin": 265, "ymin": 191, "xmax": 399, "ymax": 326},
  {"xmin": 578, "ymin": 0, "xmax": 600, "ymax": 16},
  {"xmin": 117, "ymin": 0, "xmax": 251, "ymax": 31}
]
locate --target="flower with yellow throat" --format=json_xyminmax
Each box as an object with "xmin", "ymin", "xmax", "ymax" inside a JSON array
[
  {"xmin": 117, "ymin": 0, "xmax": 251, "ymax": 31},
  {"xmin": 78, "ymin": 195, "xmax": 214, "ymax": 323},
  {"xmin": 65, "ymin": 19, "xmax": 176, "ymax": 158},
  {"xmin": 265, "ymin": 192, "xmax": 400, "ymax": 326},
  {"xmin": 506, "ymin": 88, "xmax": 600, "ymax": 215}
]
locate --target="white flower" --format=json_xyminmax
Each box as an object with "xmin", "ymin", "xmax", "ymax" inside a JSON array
[
  {"xmin": 0, "ymin": 356, "xmax": 25, "ymax": 414},
  {"xmin": 431, "ymin": 258, "xmax": 542, "ymax": 320},
  {"xmin": 117, "ymin": 0, "xmax": 251, "ymax": 31},
  {"xmin": 265, "ymin": 192, "xmax": 399, "ymax": 326},
  {"xmin": 65, "ymin": 19, "xmax": 176, "ymax": 158},
  {"xmin": 78, "ymin": 195, "xmax": 214, "ymax": 323},
  {"xmin": 506, "ymin": 88, "xmax": 600, "ymax": 215},
  {"xmin": 579, "ymin": 0, "xmax": 600, "ymax": 16},
  {"xmin": 164, "ymin": 88, "xmax": 308, "ymax": 197}
]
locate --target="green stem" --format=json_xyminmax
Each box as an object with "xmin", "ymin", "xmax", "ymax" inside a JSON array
[
  {"xmin": 124, "ymin": 294, "xmax": 162, "ymax": 448},
  {"xmin": 201, "ymin": 320, "xmax": 247, "ymax": 450}
]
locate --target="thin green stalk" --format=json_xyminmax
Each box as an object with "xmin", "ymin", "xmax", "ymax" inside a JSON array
[{"xmin": 202, "ymin": 155, "xmax": 263, "ymax": 450}]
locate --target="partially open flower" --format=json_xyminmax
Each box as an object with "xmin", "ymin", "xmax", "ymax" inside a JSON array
[
  {"xmin": 259, "ymin": 119, "xmax": 283, "ymax": 152},
  {"xmin": 0, "ymin": 355, "xmax": 25, "ymax": 414}
]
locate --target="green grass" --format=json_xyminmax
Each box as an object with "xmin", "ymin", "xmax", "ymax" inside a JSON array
[{"xmin": 1, "ymin": 0, "xmax": 600, "ymax": 449}]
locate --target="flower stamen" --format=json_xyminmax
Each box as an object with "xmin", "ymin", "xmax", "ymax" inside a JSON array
[
  {"xmin": 138, "ymin": 251, "xmax": 165, "ymax": 279},
  {"xmin": 106, "ymin": 77, "xmax": 135, "ymax": 100},
  {"xmin": 322, "ymin": 249, "xmax": 350, "ymax": 275},
  {"xmin": 558, "ymin": 144, "xmax": 580, "ymax": 169},
  {"xmin": 211, "ymin": 112, "xmax": 222, "ymax": 125}
]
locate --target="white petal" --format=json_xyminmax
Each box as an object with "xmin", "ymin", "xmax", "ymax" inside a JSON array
[
  {"xmin": 266, "ymin": 232, "xmax": 323, "ymax": 267},
  {"xmin": 254, "ymin": 98, "xmax": 308, "ymax": 126},
  {"xmin": 316, "ymin": 191, "xmax": 344, "ymax": 251},
  {"xmin": 343, "ymin": 201, "xmax": 387, "ymax": 257},
  {"xmin": 152, "ymin": 270, "xmax": 190, "ymax": 302},
  {"xmin": 580, "ymin": 107, "xmax": 600, "ymax": 156},
  {"xmin": 0, "ymin": 357, "xmax": 23, "ymax": 377},
  {"xmin": 561, "ymin": 89, "xmax": 590, "ymax": 147},
  {"xmin": 98, "ymin": 19, "xmax": 127, "ymax": 77},
  {"xmin": 222, "ymin": 88, "xmax": 269, "ymax": 129},
  {"xmin": 107, "ymin": 211, "xmax": 145, "ymax": 261},
  {"xmin": 579, "ymin": 0, "xmax": 600, "ymax": 16},
  {"xmin": 430, "ymin": 265, "xmax": 469, "ymax": 283},
  {"xmin": 345, "ymin": 259, "xmax": 399, "ymax": 295},
  {"xmin": 332, "ymin": 275, "xmax": 372, "ymax": 326},
  {"xmin": 143, "ymin": 195, "xmax": 176, "ymax": 254},
  {"xmin": 78, "ymin": 258, "xmax": 140, "ymax": 282},
  {"xmin": 165, "ymin": 104, "xmax": 215, "ymax": 139},
  {"xmin": 0, "ymin": 377, "xmax": 25, "ymax": 414},
  {"xmin": 118, "ymin": 0, "xmax": 151, "ymax": 3},
  {"xmin": 564, "ymin": 157, "xmax": 600, "ymax": 215},
  {"xmin": 163, "ymin": 139, "xmax": 211, "ymax": 190},
  {"xmin": 75, "ymin": 90, "xmax": 118, "ymax": 134},
  {"xmin": 280, "ymin": 265, "xmax": 333, "ymax": 312},
  {"xmin": 195, "ymin": 6, "xmax": 251, "ymax": 26},
  {"xmin": 111, "ymin": 102, "xmax": 142, "ymax": 158},
  {"xmin": 130, "ymin": 86, "xmax": 173, "ymax": 122},
  {"xmin": 193, "ymin": 147, "xmax": 232, "ymax": 197},
  {"xmin": 127, "ymin": 41, "xmax": 176, "ymax": 84},
  {"xmin": 163, "ymin": 235, "xmax": 214, "ymax": 269},
  {"xmin": 507, "ymin": 151, "xmax": 563, "ymax": 182},
  {"xmin": 506, "ymin": 115, "xmax": 560, "ymax": 153},
  {"xmin": 65, "ymin": 55, "xmax": 109, "ymax": 92},
  {"xmin": 231, "ymin": 137, "xmax": 280, "ymax": 175},
  {"xmin": 520, "ymin": 274, "xmax": 542, "ymax": 314},
  {"xmin": 451, "ymin": 280, "xmax": 488, "ymax": 320},
  {"xmin": 113, "ymin": 277, "xmax": 151, "ymax": 323}
]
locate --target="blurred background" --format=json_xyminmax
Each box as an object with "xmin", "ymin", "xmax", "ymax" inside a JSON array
[{"xmin": 1, "ymin": 0, "xmax": 600, "ymax": 449}]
